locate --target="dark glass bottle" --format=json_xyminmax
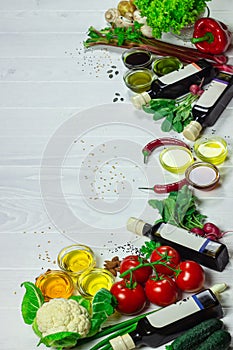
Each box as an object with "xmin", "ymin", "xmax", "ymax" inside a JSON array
[
  {"xmin": 183, "ymin": 71, "xmax": 233, "ymax": 141},
  {"xmin": 110, "ymin": 288, "xmax": 223, "ymax": 350},
  {"xmin": 132, "ymin": 59, "xmax": 216, "ymax": 109},
  {"xmin": 127, "ymin": 217, "xmax": 229, "ymax": 272}
]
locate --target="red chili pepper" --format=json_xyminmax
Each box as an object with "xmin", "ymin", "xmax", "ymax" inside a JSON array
[
  {"xmin": 191, "ymin": 18, "xmax": 232, "ymax": 55},
  {"xmin": 142, "ymin": 137, "xmax": 190, "ymax": 163},
  {"xmin": 139, "ymin": 178, "xmax": 188, "ymax": 194}
]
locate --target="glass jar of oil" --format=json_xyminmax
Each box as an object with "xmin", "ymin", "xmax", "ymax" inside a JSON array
[
  {"xmin": 123, "ymin": 68, "xmax": 155, "ymax": 93},
  {"xmin": 78, "ymin": 268, "xmax": 115, "ymax": 299},
  {"xmin": 57, "ymin": 244, "xmax": 96, "ymax": 280},
  {"xmin": 35, "ymin": 269, "xmax": 75, "ymax": 301},
  {"xmin": 194, "ymin": 136, "xmax": 228, "ymax": 165}
]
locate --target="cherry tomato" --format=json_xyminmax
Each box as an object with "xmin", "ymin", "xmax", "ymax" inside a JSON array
[
  {"xmin": 175, "ymin": 260, "xmax": 205, "ymax": 292},
  {"xmin": 110, "ymin": 280, "xmax": 147, "ymax": 315},
  {"xmin": 120, "ymin": 255, "xmax": 153, "ymax": 284},
  {"xmin": 145, "ymin": 275, "xmax": 179, "ymax": 307},
  {"xmin": 150, "ymin": 246, "xmax": 180, "ymax": 276}
]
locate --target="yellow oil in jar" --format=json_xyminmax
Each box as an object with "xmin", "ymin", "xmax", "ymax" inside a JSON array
[
  {"xmin": 78, "ymin": 268, "xmax": 115, "ymax": 299},
  {"xmin": 194, "ymin": 137, "xmax": 228, "ymax": 165},
  {"xmin": 35, "ymin": 270, "xmax": 74, "ymax": 301},
  {"xmin": 62, "ymin": 250, "xmax": 94, "ymax": 273},
  {"xmin": 57, "ymin": 244, "xmax": 96, "ymax": 277}
]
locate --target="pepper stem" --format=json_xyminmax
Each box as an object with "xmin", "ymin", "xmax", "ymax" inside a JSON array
[
  {"xmin": 191, "ymin": 31, "xmax": 215, "ymax": 44},
  {"xmin": 138, "ymin": 187, "xmax": 153, "ymax": 190}
]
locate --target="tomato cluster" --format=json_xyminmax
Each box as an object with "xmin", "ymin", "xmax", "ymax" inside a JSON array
[{"xmin": 110, "ymin": 245, "xmax": 205, "ymax": 315}]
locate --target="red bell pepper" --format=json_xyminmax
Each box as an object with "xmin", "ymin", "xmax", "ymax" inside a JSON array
[{"xmin": 191, "ymin": 18, "xmax": 232, "ymax": 54}]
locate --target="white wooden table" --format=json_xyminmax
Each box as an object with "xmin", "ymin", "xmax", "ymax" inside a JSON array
[{"xmin": 0, "ymin": 1, "xmax": 233, "ymax": 349}]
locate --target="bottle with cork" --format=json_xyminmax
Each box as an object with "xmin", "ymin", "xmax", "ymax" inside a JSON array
[
  {"xmin": 109, "ymin": 284, "xmax": 226, "ymax": 349},
  {"xmin": 131, "ymin": 59, "xmax": 216, "ymax": 109},
  {"xmin": 183, "ymin": 71, "xmax": 233, "ymax": 141}
]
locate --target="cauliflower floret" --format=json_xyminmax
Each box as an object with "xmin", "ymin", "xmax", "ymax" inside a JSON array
[{"xmin": 36, "ymin": 298, "xmax": 91, "ymax": 338}]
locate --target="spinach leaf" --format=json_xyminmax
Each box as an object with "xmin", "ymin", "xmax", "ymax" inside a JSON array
[
  {"xmin": 21, "ymin": 281, "xmax": 44, "ymax": 325},
  {"xmin": 148, "ymin": 198, "xmax": 164, "ymax": 215},
  {"xmin": 161, "ymin": 112, "xmax": 174, "ymax": 132},
  {"xmin": 148, "ymin": 185, "xmax": 206, "ymax": 230}
]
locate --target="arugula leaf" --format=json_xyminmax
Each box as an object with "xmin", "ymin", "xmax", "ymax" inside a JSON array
[{"xmin": 21, "ymin": 281, "xmax": 44, "ymax": 325}]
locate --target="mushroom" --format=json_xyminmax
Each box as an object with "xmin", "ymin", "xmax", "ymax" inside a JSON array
[{"xmin": 105, "ymin": 8, "xmax": 121, "ymax": 24}]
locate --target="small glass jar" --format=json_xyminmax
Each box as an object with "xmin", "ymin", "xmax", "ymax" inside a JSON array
[
  {"xmin": 122, "ymin": 48, "xmax": 153, "ymax": 69},
  {"xmin": 35, "ymin": 269, "xmax": 75, "ymax": 301},
  {"xmin": 57, "ymin": 244, "xmax": 96, "ymax": 280},
  {"xmin": 78, "ymin": 268, "xmax": 115, "ymax": 299},
  {"xmin": 185, "ymin": 161, "xmax": 220, "ymax": 190},
  {"xmin": 194, "ymin": 136, "xmax": 228, "ymax": 165},
  {"xmin": 152, "ymin": 56, "xmax": 183, "ymax": 76},
  {"xmin": 159, "ymin": 146, "xmax": 194, "ymax": 174},
  {"xmin": 123, "ymin": 68, "xmax": 155, "ymax": 93}
]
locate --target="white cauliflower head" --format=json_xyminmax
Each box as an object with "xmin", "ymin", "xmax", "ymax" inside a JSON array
[{"xmin": 36, "ymin": 298, "xmax": 91, "ymax": 338}]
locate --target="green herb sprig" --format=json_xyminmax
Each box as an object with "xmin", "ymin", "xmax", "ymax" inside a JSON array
[
  {"xmin": 148, "ymin": 185, "xmax": 207, "ymax": 231},
  {"xmin": 142, "ymin": 93, "xmax": 200, "ymax": 133}
]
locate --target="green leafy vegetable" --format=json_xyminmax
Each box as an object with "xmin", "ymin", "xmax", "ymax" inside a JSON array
[
  {"xmin": 134, "ymin": 0, "xmax": 211, "ymax": 38},
  {"xmin": 143, "ymin": 93, "xmax": 200, "ymax": 134},
  {"xmin": 38, "ymin": 332, "xmax": 80, "ymax": 350},
  {"xmin": 21, "ymin": 281, "xmax": 44, "ymax": 325},
  {"xmin": 148, "ymin": 185, "xmax": 206, "ymax": 230},
  {"xmin": 140, "ymin": 240, "xmax": 161, "ymax": 259},
  {"xmin": 69, "ymin": 295, "xmax": 91, "ymax": 313},
  {"xmin": 88, "ymin": 288, "xmax": 116, "ymax": 337}
]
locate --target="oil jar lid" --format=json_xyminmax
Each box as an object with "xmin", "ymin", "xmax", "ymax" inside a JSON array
[
  {"xmin": 194, "ymin": 136, "xmax": 228, "ymax": 165},
  {"xmin": 185, "ymin": 161, "xmax": 220, "ymax": 190},
  {"xmin": 159, "ymin": 146, "xmax": 194, "ymax": 174}
]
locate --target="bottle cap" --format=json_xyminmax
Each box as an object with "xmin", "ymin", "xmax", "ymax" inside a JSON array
[
  {"xmin": 127, "ymin": 217, "xmax": 145, "ymax": 235},
  {"xmin": 183, "ymin": 121, "xmax": 203, "ymax": 141},
  {"xmin": 131, "ymin": 91, "xmax": 151, "ymax": 109},
  {"xmin": 110, "ymin": 334, "xmax": 135, "ymax": 350},
  {"xmin": 210, "ymin": 283, "xmax": 227, "ymax": 296}
]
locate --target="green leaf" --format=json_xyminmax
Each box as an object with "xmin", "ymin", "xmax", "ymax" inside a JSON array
[
  {"xmin": 142, "ymin": 105, "xmax": 158, "ymax": 114},
  {"xmin": 21, "ymin": 281, "xmax": 44, "ymax": 325},
  {"xmin": 32, "ymin": 318, "xmax": 42, "ymax": 338},
  {"xmin": 140, "ymin": 240, "xmax": 161, "ymax": 259},
  {"xmin": 148, "ymin": 199, "xmax": 164, "ymax": 215},
  {"xmin": 87, "ymin": 288, "xmax": 116, "ymax": 337},
  {"xmin": 38, "ymin": 332, "xmax": 81, "ymax": 349},
  {"xmin": 69, "ymin": 295, "xmax": 91, "ymax": 313},
  {"xmin": 161, "ymin": 112, "xmax": 174, "ymax": 132},
  {"xmin": 172, "ymin": 121, "xmax": 183, "ymax": 133}
]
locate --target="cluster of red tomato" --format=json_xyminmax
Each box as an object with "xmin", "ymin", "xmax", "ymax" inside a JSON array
[{"xmin": 110, "ymin": 246, "xmax": 205, "ymax": 315}]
